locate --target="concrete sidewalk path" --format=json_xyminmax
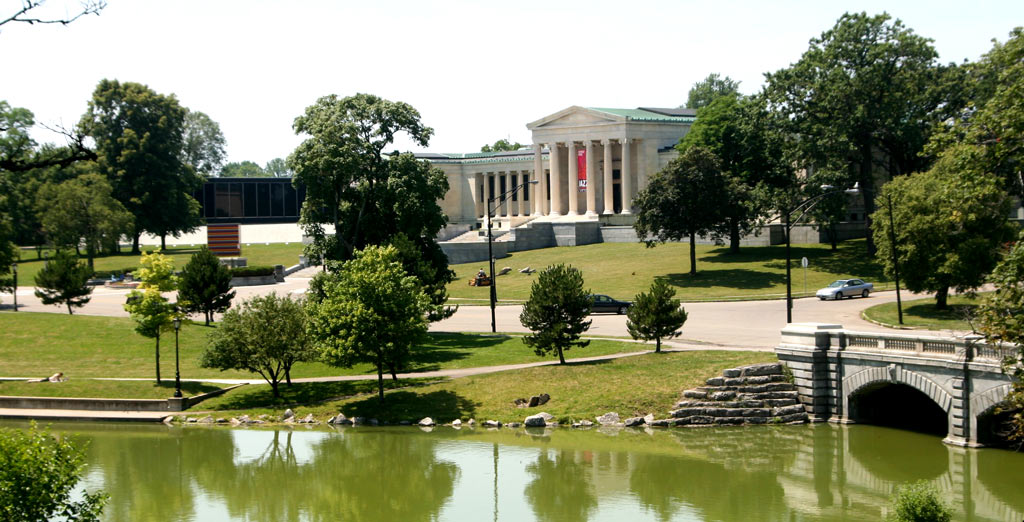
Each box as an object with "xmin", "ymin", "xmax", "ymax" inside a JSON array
[{"xmin": 0, "ymin": 408, "xmax": 170, "ymax": 422}]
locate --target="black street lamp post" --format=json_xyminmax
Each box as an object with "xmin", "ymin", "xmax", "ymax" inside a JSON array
[
  {"xmin": 784, "ymin": 184, "xmax": 860, "ymax": 323},
  {"xmin": 487, "ymin": 179, "xmax": 538, "ymax": 333},
  {"xmin": 173, "ymin": 318, "xmax": 182, "ymax": 398},
  {"xmin": 10, "ymin": 263, "xmax": 16, "ymax": 312},
  {"xmin": 886, "ymin": 192, "xmax": 904, "ymax": 324}
]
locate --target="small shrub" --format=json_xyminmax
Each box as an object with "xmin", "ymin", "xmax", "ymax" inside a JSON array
[
  {"xmin": 781, "ymin": 363, "xmax": 795, "ymax": 384},
  {"xmin": 888, "ymin": 481, "xmax": 952, "ymax": 522},
  {"xmin": 229, "ymin": 265, "xmax": 276, "ymax": 277},
  {"xmin": 92, "ymin": 267, "xmax": 136, "ymax": 279}
]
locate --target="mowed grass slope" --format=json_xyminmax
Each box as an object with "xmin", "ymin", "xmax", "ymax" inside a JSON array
[
  {"xmin": 12, "ymin": 243, "xmax": 304, "ymax": 286},
  {"xmin": 205, "ymin": 350, "xmax": 775, "ymax": 423},
  {"xmin": 447, "ymin": 239, "xmax": 891, "ymax": 303},
  {"xmin": 0, "ymin": 313, "xmax": 647, "ymax": 382},
  {"xmin": 861, "ymin": 294, "xmax": 984, "ymax": 331}
]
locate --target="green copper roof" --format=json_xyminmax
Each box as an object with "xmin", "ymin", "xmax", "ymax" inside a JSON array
[{"xmin": 588, "ymin": 107, "xmax": 695, "ymax": 123}]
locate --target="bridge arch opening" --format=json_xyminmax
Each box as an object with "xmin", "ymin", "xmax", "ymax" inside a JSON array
[
  {"xmin": 976, "ymin": 402, "xmax": 1022, "ymax": 448},
  {"xmin": 849, "ymin": 383, "xmax": 947, "ymax": 436}
]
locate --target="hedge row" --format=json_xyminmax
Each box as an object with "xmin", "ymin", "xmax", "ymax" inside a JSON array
[{"xmin": 229, "ymin": 265, "xmax": 276, "ymax": 277}]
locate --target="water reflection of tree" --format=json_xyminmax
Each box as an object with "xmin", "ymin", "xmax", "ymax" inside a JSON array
[
  {"xmin": 524, "ymin": 449, "xmax": 598, "ymax": 522},
  {"xmin": 191, "ymin": 428, "xmax": 459, "ymax": 522}
]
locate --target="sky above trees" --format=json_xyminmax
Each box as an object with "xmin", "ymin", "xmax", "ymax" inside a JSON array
[{"xmin": 3, "ymin": 0, "xmax": 1023, "ymax": 166}]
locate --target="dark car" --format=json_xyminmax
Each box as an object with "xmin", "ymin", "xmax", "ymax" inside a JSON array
[{"xmin": 590, "ymin": 294, "xmax": 632, "ymax": 315}]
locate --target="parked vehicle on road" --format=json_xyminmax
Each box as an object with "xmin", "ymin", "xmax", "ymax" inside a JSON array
[
  {"xmin": 590, "ymin": 294, "xmax": 632, "ymax": 314},
  {"xmin": 816, "ymin": 279, "xmax": 873, "ymax": 300}
]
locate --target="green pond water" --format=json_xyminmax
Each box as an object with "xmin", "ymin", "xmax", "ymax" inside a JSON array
[{"xmin": 4, "ymin": 421, "xmax": 1023, "ymax": 521}]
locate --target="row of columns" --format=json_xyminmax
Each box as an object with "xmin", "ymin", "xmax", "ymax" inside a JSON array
[{"xmin": 468, "ymin": 138, "xmax": 658, "ymax": 220}]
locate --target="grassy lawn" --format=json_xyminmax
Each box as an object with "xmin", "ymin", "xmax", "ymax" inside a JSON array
[
  {"xmin": 0, "ymin": 313, "xmax": 647, "ymax": 381},
  {"xmin": 203, "ymin": 350, "xmax": 774, "ymax": 423},
  {"xmin": 447, "ymin": 239, "xmax": 891, "ymax": 303},
  {"xmin": 0, "ymin": 379, "xmax": 223, "ymax": 399},
  {"xmin": 12, "ymin": 243, "xmax": 304, "ymax": 287},
  {"xmin": 861, "ymin": 293, "xmax": 984, "ymax": 331}
]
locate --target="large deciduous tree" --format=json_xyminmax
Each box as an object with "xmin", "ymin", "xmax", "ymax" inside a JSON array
[
  {"xmin": 519, "ymin": 264, "xmax": 592, "ymax": 365},
  {"xmin": 181, "ymin": 110, "xmax": 227, "ymax": 177},
  {"xmin": 480, "ymin": 139, "xmax": 524, "ymax": 152},
  {"xmin": 219, "ymin": 160, "xmax": 266, "ymax": 178},
  {"xmin": 626, "ymin": 280, "xmax": 688, "ymax": 353},
  {"xmin": 0, "ymin": 422, "xmax": 107, "ymax": 522},
  {"xmin": 289, "ymin": 93, "xmax": 454, "ymax": 318},
  {"xmin": 178, "ymin": 246, "xmax": 235, "ymax": 326},
  {"xmin": 633, "ymin": 146, "xmax": 728, "ymax": 275},
  {"xmin": 305, "ymin": 245, "xmax": 431, "ymax": 403},
  {"xmin": 36, "ymin": 173, "xmax": 133, "ymax": 270},
  {"xmin": 202, "ymin": 293, "xmax": 314, "ymax": 398},
  {"xmin": 678, "ymin": 93, "xmax": 792, "ymax": 252},
  {"xmin": 33, "ymin": 249, "xmax": 93, "ymax": 314},
  {"xmin": 870, "ymin": 145, "xmax": 1014, "ymax": 309},
  {"xmin": 263, "ymin": 157, "xmax": 291, "ymax": 178},
  {"xmin": 79, "ymin": 79, "xmax": 202, "ymax": 252},
  {"xmin": 684, "ymin": 73, "xmax": 741, "ymax": 110},
  {"xmin": 764, "ymin": 12, "xmax": 953, "ymax": 253}
]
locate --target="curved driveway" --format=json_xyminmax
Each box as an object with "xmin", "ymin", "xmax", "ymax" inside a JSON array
[{"xmin": 3, "ymin": 268, "xmax": 957, "ymax": 350}]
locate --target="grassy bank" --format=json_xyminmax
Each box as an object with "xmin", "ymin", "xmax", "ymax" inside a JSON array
[
  {"xmin": 0, "ymin": 313, "xmax": 646, "ymax": 382},
  {"xmin": 201, "ymin": 350, "xmax": 774, "ymax": 423},
  {"xmin": 12, "ymin": 243, "xmax": 304, "ymax": 287},
  {"xmin": 447, "ymin": 239, "xmax": 891, "ymax": 303},
  {"xmin": 861, "ymin": 294, "xmax": 983, "ymax": 331}
]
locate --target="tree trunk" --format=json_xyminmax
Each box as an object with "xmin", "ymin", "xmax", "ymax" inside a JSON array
[
  {"xmin": 205, "ymin": 310, "xmax": 211, "ymax": 326},
  {"xmin": 729, "ymin": 219, "xmax": 741, "ymax": 254},
  {"xmin": 557, "ymin": 347, "xmax": 566, "ymax": 365},
  {"xmin": 161, "ymin": 234, "xmax": 167, "ymax": 251},
  {"xmin": 655, "ymin": 338, "xmax": 661, "ymax": 353},
  {"xmin": 271, "ymin": 380, "xmax": 280, "ymax": 398},
  {"xmin": 155, "ymin": 333, "xmax": 161, "ymax": 384},
  {"xmin": 377, "ymin": 363, "xmax": 385, "ymax": 403},
  {"xmin": 285, "ymin": 366, "xmax": 292, "ymax": 385},
  {"xmin": 388, "ymin": 362, "xmax": 398, "ymax": 382},
  {"xmin": 75, "ymin": 244, "xmax": 81, "ymax": 256},
  {"xmin": 67, "ymin": 302, "xmax": 73, "ymax": 315},
  {"xmin": 86, "ymin": 244, "xmax": 95, "ymax": 271},
  {"xmin": 689, "ymin": 232, "xmax": 697, "ymax": 275},
  {"xmin": 829, "ymin": 223, "xmax": 838, "ymax": 251},
  {"xmin": 132, "ymin": 233, "xmax": 141, "ymax": 255},
  {"xmin": 935, "ymin": 286, "xmax": 949, "ymax": 310},
  {"xmin": 859, "ymin": 145, "xmax": 877, "ymax": 255}
]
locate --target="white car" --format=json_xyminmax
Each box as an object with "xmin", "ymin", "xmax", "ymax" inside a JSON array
[{"xmin": 816, "ymin": 279, "xmax": 873, "ymax": 300}]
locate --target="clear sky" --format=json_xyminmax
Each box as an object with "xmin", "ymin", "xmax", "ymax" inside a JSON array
[{"xmin": 3, "ymin": 0, "xmax": 1022, "ymax": 168}]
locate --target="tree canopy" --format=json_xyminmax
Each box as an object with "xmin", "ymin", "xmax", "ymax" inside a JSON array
[
  {"xmin": 33, "ymin": 249, "xmax": 93, "ymax": 314},
  {"xmin": 684, "ymin": 73, "xmax": 741, "ymax": 109},
  {"xmin": 220, "ymin": 160, "xmax": 266, "ymax": 178},
  {"xmin": 79, "ymin": 79, "xmax": 202, "ymax": 252},
  {"xmin": 305, "ymin": 245, "xmax": 431, "ymax": 402},
  {"xmin": 36, "ymin": 173, "xmax": 133, "ymax": 270},
  {"xmin": 626, "ymin": 280, "xmax": 688, "ymax": 353},
  {"xmin": 480, "ymin": 139, "xmax": 524, "ymax": 152},
  {"xmin": 634, "ymin": 146, "xmax": 729, "ymax": 275},
  {"xmin": 178, "ymin": 246, "xmax": 235, "ymax": 326},
  {"xmin": 181, "ymin": 110, "xmax": 227, "ymax": 177}
]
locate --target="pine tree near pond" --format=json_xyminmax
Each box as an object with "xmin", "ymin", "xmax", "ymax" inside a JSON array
[
  {"xmin": 519, "ymin": 264, "xmax": 592, "ymax": 365},
  {"xmin": 201, "ymin": 293, "xmax": 314, "ymax": 398},
  {"xmin": 627, "ymin": 280, "xmax": 688, "ymax": 353},
  {"xmin": 33, "ymin": 250, "xmax": 93, "ymax": 314},
  {"xmin": 178, "ymin": 247, "xmax": 235, "ymax": 326},
  {"xmin": 306, "ymin": 245, "xmax": 431, "ymax": 403}
]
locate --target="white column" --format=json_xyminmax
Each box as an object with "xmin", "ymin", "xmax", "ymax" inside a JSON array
[
  {"xmin": 500, "ymin": 171, "xmax": 509, "ymax": 216},
  {"xmin": 585, "ymin": 140, "xmax": 597, "ymax": 216},
  {"xmin": 621, "ymin": 139, "xmax": 633, "ymax": 215},
  {"xmin": 602, "ymin": 139, "xmax": 614, "ymax": 214},
  {"xmin": 640, "ymin": 138, "xmax": 658, "ymax": 193},
  {"xmin": 482, "ymin": 172, "xmax": 492, "ymax": 224},
  {"xmin": 532, "ymin": 144, "xmax": 544, "ymax": 215},
  {"xmin": 549, "ymin": 143, "xmax": 562, "ymax": 216},
  {"xmin": 566, "ymin": 141, "xmax": 579, "ymax": 216},
  {"xmin": 471, "ymin": 173, "xmax": 482, "ymax": 218},
  {"xmin": 517, "ymin": 171, "xmax": 527, "ymax": 216}
]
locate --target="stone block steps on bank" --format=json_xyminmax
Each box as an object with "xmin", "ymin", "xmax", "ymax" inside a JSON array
[{"xmin": 670, "ymin": 363, "xmax": 808, "ymax": 426}]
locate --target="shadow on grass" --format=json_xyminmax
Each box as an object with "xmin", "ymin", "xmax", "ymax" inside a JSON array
[
  {"xmin": 341, "ymin": 390, "xmax": 480, "ymax": 422},
  {"xmin": 204, "ymin": 379, "xmax": 428, "ymax": 411},
  {"xmin": 171, "ymin": 382, "xmax": 223, "ymax": 396},
  {"xmin": 902, "ymin": 302, "xmax": 978, "ymax": 323},
  {"xmin": 399, "ymin": 333, "xmax": 508, "ymax": 372},
  {"xmin": 698, "ymin": 241, "xmax": 889, "ymax": 283},
  {"xmin": 656, "ymin": 269, "xmax": 786, "ymax": 290}
]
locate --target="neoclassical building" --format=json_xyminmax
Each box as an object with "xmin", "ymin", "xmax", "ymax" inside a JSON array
[{"xmin": 431, "ymin": 106, "xmax": 696, "ymax": 227}]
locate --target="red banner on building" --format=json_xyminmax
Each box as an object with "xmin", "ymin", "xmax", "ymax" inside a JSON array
[{"xmin": 577, "ymin": 148, "xmax": 587, "ymax": 192}]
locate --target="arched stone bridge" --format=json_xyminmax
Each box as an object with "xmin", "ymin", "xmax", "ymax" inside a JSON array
[{"xmin": 775, "ymin": 323, "xmax": 1018, "ymax": 447}]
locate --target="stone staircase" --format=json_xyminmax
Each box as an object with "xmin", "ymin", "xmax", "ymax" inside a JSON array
[{"xmin": 667, "ymin": 362, "xmax": 809, "ymax": 426}]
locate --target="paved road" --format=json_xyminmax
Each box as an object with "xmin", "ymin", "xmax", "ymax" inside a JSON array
[{"xmin": 3, "ymin": 266, "xmax": 959, "ymax": 349}]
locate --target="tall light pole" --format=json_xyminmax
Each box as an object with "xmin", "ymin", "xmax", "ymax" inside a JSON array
[
  {"xmin": 487, "ymin": 178, "xmax": 539, "ymax": 333},
  {"xmin": 10, "ymin": 263, "xmax": 16, "ymax": 312},
  {"xmin": 172, "ymin": 318, "xmax": 182, "ymax": 398},
  {"xmin": 886, "ymin": 192, "xmax": 904, "ymax": 324},
  {"xmin": 785, "ymin": 184, "xmax": 860, "ymax": 323}
]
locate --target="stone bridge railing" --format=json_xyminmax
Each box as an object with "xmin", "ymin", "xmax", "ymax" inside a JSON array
[{"xmin": 775, "ymin": 323, "xmax": 1018, "ymax": 447}]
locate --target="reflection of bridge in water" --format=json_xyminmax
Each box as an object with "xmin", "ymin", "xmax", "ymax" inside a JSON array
[{"xmin": 775, "ymin": 323, "xmax": 1017, "ymax": 447}]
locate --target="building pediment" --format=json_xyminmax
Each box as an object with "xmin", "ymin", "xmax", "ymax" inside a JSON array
[{"xmin": 526, "ymin": 106, "xmax": 623, "ymax": 130}]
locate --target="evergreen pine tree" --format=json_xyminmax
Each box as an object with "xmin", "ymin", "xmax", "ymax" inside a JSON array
[
  {"xmin": 519, "ymin": 264, "xmax": 592, "ymax": 364},
  {"xmin": 178, "ymin": 247, "xmax": 235, "ymax": 325},
  {"xmin": 626, "ymin": 280, "xmax": 688, "ymax": 353},
  {"xmin": 33, "ymin": 250, "xmax": 93, "ymax": 314}
]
